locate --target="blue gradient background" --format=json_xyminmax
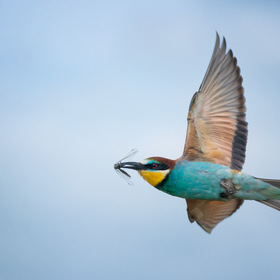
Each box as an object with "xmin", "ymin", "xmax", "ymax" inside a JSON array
[{"xmin": 1, "ymin": 1, "xmax": 280, "ymax": 279}]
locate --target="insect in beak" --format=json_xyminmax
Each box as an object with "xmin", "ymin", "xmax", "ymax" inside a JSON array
[{"xmin": 114, "ymin": 149, "xmax": 138, "ymax": 186}]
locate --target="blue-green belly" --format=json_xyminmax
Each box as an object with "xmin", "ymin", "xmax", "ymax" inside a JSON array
[{"xmin": 159, "ymin": 161, "xmax": 280, "ymax": 201}]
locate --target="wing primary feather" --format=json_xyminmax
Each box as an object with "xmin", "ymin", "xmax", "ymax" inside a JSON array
[{"xmin": 199, "ymin": 33, "xmax": 221, "ymax": 92}]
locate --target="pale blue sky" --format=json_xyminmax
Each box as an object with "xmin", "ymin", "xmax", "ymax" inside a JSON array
[{"xmin": 1, "ymin": 1, "xmax": 280, "ymax": 279}]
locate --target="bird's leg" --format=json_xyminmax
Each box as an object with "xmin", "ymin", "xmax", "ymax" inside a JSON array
[{"xmin": 220, "ymin": 178, "xmax": 236, "ymax": 199}]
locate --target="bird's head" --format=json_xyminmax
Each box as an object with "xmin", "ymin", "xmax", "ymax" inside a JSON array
[{"xmin": 115, "ymin": 157, "xmax": 176, "ymax": 187}]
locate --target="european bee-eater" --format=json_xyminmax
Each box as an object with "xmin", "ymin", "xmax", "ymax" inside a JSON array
[{"xmin": 114, "ymin": 33, "xmax": 280, "ymax": 233}]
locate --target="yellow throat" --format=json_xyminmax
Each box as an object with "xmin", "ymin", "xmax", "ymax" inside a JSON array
[{"xmin": 138, "ymin": 170, "xmax": 169, "ymax": 187}]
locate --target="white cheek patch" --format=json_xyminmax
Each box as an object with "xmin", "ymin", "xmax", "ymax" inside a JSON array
[
  {"xmin": 140, "ymin": 159, "xmax": 150, "ymax": 165},
  {"xmin": 158, "ymin": 169, "xmax": 170, "ymax": 177}
]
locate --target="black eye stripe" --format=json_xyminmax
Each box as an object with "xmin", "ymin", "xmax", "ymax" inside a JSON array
[{"xmin": 145, "ymin": 163, "xmax": 169, "ymax": 170}]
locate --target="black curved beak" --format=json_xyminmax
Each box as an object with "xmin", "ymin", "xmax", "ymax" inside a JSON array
[{"xmin": 114, "ymin": 161, "xmax": 144, "ymax": 171}]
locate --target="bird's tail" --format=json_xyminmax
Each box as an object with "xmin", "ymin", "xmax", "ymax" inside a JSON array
[{"xmin": 257, "ymin": 178, "xmax": 280, "ymax": 211}]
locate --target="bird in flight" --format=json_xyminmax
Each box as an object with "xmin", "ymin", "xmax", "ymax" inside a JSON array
[{"xmin": 114, "ymin": 33, "xmax": 280, "ymax": 233}]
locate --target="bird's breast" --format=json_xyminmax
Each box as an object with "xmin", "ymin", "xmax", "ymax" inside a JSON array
[{"xmin": 158, "ymin": 161, "xmax": 232, "ymax": 200}]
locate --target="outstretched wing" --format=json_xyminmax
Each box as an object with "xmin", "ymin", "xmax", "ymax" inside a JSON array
[
  {"xmin": 186, "ymin": 199, "xmax": 243, "ymax": 233},
  {"xmin": 182, "ymin": 33, "xmax": 247, "ymax": 167},
  {"xmin": 182, "ymin": 33, "xmax": 248, "ymax": 233}
]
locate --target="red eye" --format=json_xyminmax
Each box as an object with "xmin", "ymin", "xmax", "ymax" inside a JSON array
[{"xmin": 152, "ymin": 163, "xmax": 158, "ymax": 169}]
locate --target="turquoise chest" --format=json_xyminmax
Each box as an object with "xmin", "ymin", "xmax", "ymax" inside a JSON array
[
  {"xmin": 157, "ymin": 161, "xmax": 280, "ymax": 201},
  {"xmin": 157, "ymin": 161, "xmax": 230, "ymax": 200}
]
